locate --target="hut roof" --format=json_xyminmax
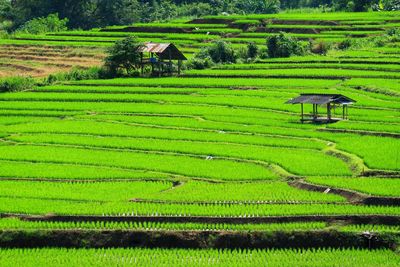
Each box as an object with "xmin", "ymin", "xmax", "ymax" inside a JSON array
[
  {"xmin": 286, "ymin": 94, "xmax": 356, "ymax": 105},
  {"xmin": 139, "ymin": 42, "xmax": 187, "ymax": 60}
]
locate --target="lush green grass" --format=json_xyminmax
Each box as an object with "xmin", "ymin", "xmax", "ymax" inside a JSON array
[
  {"xmin": 184, "ymin": 68, "xmax": 400, "ymax": 79},
  {"xmin": 69, "ymin": 77, "xmax": 342, "ymax": 88},
  {"xmin": 0, "ymin": 195, "xmax": 398, "ymax": 216},
  {"xmin": 0, "ymin": 179, "xmax": 345, "ymax": 203},
  {"xmin": 0, "ymin": 160, "xmax": 168, "ymax": 180},
  {"xmin": 6, "ymin": 133, "xmax": 351, "ymax": 176},
  {"xmin": 307, "ymin": 177, "xmax": 400, "ymax": 197},
  {"xmin": 204, "ymin": 11, "xmax": 400, "ymax": 21},
  {"xmin": 0, "ymin": 11, "xmax": 399, "ymax": 245},
  {"xmin": 333, "ymin": 135, "xmax": 400, "ymax": 171},
  {"xmin": 0, "ymin": 217, "xmax": 327, "ymax": 231},
  {"xmin": 0, "ymin": 180, "xmax": 171, "ymax": 202},
  {"xmin": 0, "ymin": 144, "xmax": 278, "ymax": 181},
  {"xmin": 142, "ymin": 180, "xmax": 345, "ymax": 202},
  {"xmin": 0, "ymin": 248, "xmax": 398, "ymax": 267}
]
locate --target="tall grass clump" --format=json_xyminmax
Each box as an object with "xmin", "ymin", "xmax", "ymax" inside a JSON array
[
  {"xmin": 45, "ymin": 67, "xmax": 112, "ymax": 85},
  {"xmin": 0, "ymin": 76, "xmax": 35, "ymax": 92}
]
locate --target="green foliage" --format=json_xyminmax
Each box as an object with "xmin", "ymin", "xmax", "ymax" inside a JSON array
[
  {"xmin": 1, "ymin": 248, "xmax": 398, "ymax": 266},
  {"xmin": 206, "ymin": 40, "xmax": 237, "ymax": 64},
  {"xmin": 105, "ymin": 36, "xmax": 144, "ymax": 75},
  {"xmin": 311, "ymin": 41, "xmax": 330, "ymax": 55},
  {"xmin": 235, "ymin": 0, "xmax": 281, "ymax": 14},
  {"xmin": 17, "ymin": 13, "xmax": 68, "ymax": 34},
  {"xmin": 0, "ymin": 76, "xmax": 35, "ymax": 93},
  {"xmin": 185, "ymin": 57, "xmax": 214, "ymax": 70},
  {"xmin": 0, "ymin": 217, "xmax": 327, "ymax": 231},
  {"xmin": 381, "ymin": 0, "xmax": 400, "ymax": 10},
  {"xmin": 266, "ymin": 32, "xmax": 306, "ymax": 58},
  {"xmin": 247, "ymin": 42, "xmax": 259, "ymax": 58},
  {"xmin": 176, "ymin": 2, "xmax": 214, "ymax": 18},
  {"xmin": 45, "ymin": 67, "xmax": 111, "ymax": 85}
]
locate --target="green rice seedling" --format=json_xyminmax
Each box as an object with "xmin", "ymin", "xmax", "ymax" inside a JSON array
[
  {"xmin": 7, "ymin": 132, "xmax": 351, "ymax": 176},
  {"xmin": 0, "ymin": 145, "xmax": 278, "ymax": 181},
  {"xmin": 307, "ymin": 177, "xmax": 400, "ymax": 197},
  {"xmin": 0, "ymin": 180, "xmax": 171, "ymax": 202},
  {"xmin": 0, "ymin": 160, "xmax": 169, "ymax": 180},
  {"xmin": 0, "ymin": 217, "xmax": 328, "ymax": 231},
  {"xmin": 0, "ymin": 248, "xmax": 398, "ymax": 267}
]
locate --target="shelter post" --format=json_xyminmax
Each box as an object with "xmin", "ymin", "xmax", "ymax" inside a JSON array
[
  {"xmin": 327, "ymin": 103, "xmax": 331, "ymax": 121},
  {"xmin": 342, "ymin": 105, "xmax": 345, "ymax": 119},
  {"xmin": 301, "ymin": 103, "xmax": 304, "ymax": 123}
]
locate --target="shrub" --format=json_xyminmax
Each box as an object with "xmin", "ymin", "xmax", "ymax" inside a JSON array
[
  {"xmin": 266, "ymin": 32, "xmax": 306, "ymax": 58},
  {"xmin": 382, "ymin": 0, "xmax": 400, "ymax": 10},
  {"xmin": 206, "ymin": 40, "xmax": 237, "ymax": 64},
  {"xmin": 45, "ymin": 67, "xmax": 112, "ymax": 85},
  {"xmin": 311, "ymin": 41, "xmax": 330, "ymax": 55},
  {"xmin": 387, "ymin": 28, "xmax": 399, "ymax": 36},
  {"xmin": 105, "ymin": 36, "xmax": 144, "ymax": 75},
  {"xmin": 0, "ymin": 76, "xmax": 35, "ymax": 92},
  {"xmin": 17, "ymin": 13, "xmax": 68, "ymax": 34},
  {"xmin": 247, "ymin": 42, "xmax": 259, "ymax": 59},
  {"xmin": 338, "ymin": 39, "xmax": 353, "ymax": 50},
  {"xmin": 185, "ymin": 57, "xmax": 214, "ymax": 70},
  {"xmin": 258, "ymin": 47, "xmax": 269, "ymax": 59}
]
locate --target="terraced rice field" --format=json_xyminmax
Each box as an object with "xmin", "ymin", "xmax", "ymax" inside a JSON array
[
  {"xmin": 0, "ymin": 10, "xmax": 399, "ymax": 265},
  {"xmin": 1, "ymin": 11, "xmax": 399, "ymax": 77}
]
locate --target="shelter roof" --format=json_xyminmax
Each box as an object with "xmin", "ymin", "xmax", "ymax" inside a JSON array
[
  {"xmin": 286, "ymin": 94, "xmax": 356, "ymax": 105},
  {"xmin": 139, "ymin": 42, "xmax": 187, "ymax": 60}
]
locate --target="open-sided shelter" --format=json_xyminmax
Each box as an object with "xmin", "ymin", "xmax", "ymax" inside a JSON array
[
  {"xmin": 286, "ymin": 94, "xmax": 356, "ymax": 123},
  {"xmin": 138, "ymin": 42, "xmax": 187, "ymax": 76}
]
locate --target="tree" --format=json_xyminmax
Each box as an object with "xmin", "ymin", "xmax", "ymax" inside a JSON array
[
  {"xmin": 0, "ymin": 0, "xmax": 12, "ymax": 19},
  {"xmin": 235, "ymin": 0, "xmax": 280, "ymax": 14},
  {"xmin": 96, "ymin": 0, "xmax": 141, "ymax": 26},
  {"xmin": 105, "ymin": 36, "xmax": 144, "ymax": 75},
  {"xmin": 17, "ymin": 13, "xmax": 68, "ymax": 34},
  {"xmin": 381, "ymin": 0, "xmax": 400, "ymax": 10},
  {"xmin": 266, "ymin": 32, "xmax": 305, "ymax": 58}
]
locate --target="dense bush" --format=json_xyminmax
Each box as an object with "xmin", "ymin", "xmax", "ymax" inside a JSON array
[
  {"xmin": 311, "ymin": 41, "xmax": 330, "ymax": 55},
  {"xmin": 266, "ymin": 32, "xmax": 306, "ymax": 58},
  {"xmin": 247, "ymin": 42, "xmax": 259, "ymax": 59},
  {"xmin": 185, "ymin": 57, "xmax": 214, "ymax": 70},
  {"xmin": 206, "ymin": 40, "xmax": 237, "ymax": 64},
  {"xmin": 45, "ymin": 67, "xmax": 112, "ymax": 85},
  {"xmin": 0, "ymin": 76, "xmax": 35, "ymax": 92},
  {"xmin": 186, "ymin": 40, "xmax": 237, "ymax": 69},
  {"xmin": 17, "ymin": 13, "xmax": 68, "ymax": 34},
  {"xmin": 105, "ymin": 36, "xmax": 144, "ymax": 75},
  {"xmin": 381, "ymin": 0, "xmax": 400, "ymax": 10},
  {"xmin": 236, "ymin": 0, "xmax": 281, "ymax": 14}
]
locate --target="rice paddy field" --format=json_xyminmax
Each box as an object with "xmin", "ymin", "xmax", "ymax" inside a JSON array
[
  {"xmin": 0, "ymin": 10, "xmax": 399, "ymax": 266},
  {"xmin": 1, "ymin": 11, "xmax": 400, "ymax": 77}
]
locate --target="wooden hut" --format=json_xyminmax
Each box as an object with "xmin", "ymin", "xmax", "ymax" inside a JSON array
[
  {"xmin": 138, "ymin": 42, "xmax": 187, "ymax": 76},
  {"xmin": 286, "ymin": 94, "xmax": 356, "ymax": 123}
]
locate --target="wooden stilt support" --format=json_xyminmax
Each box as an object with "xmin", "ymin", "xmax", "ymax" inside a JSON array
[
  {"xmin": 301, "ymin": 103, "xmax": 304, "ymax": 123},
  {"xmin": 327, "ymin": 103, "xmax": 331, "ymax": 122},
  {"xmin": 342, "ymin": 105, "xmax": 345, "ymax": 120}
]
